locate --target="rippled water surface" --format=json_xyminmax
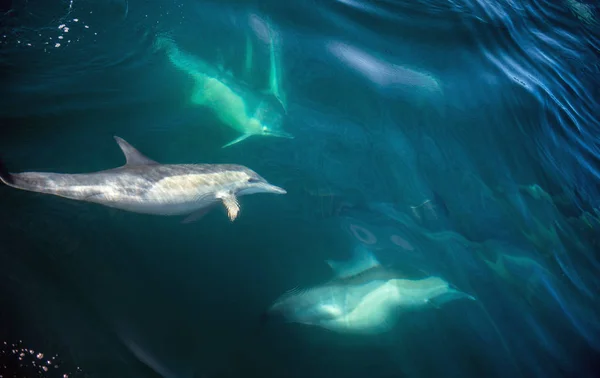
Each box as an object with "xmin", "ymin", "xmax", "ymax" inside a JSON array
[{"xmin": 1, "ymin": 0, "xmax": 599, "ymax": 377}]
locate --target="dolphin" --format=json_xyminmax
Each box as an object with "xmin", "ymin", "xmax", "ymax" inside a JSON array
[
  {"xmin": 154, "ymin": 34, "xmax": 292, "ymax": 148},
  {"xmin": 262, "ymin": 246, "xmax": 475, "ymax": 335},
  {"xmin": 249, "ymin": 14, "xmax": 288, "ymax": 113},
  {"xmin": 0, "ymin": 136, "xmax": 286, "ymax": 222}
]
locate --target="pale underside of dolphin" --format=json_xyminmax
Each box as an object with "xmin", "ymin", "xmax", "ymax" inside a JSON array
[
  {"xmin": 265, "ymin": 246, "xmax": 476, "ymax": 334},
  {"xmin": 0, "ymin": 137, "xmax": 286, "ymax": 222},
  {"xmin": 154, "ymin": 23, "xmax": 292, "ymax": 148}
]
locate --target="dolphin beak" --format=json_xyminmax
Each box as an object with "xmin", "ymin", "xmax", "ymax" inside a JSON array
[{"xmin": 264, "ymin": 183, "xmax": 287, "ymax": 194}]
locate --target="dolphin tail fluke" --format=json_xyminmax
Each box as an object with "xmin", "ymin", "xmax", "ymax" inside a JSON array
[
  {"xmin": 222, "ymin": 134, "xmax": 253, "ymax": 148},
  {"xmin": 154, "ymin": 34, "xmax": 212, "ymax": 79},
  {"xmin": 0, "ymin": 158, "xmax": 14, "ymax": 186},
  {"xmin": 0, "ymin": 159, "xmax": 35, "ymax": 192},
  {"xmin": 153, "ymin": 32, "xmax": 176, "ymax": 54}
]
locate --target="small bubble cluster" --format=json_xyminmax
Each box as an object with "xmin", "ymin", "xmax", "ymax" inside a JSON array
[
  {"xmin": 0, "ymin": 339, "xmax": 84, "ymax": 377},
  {"xmin": 0, "ymin": 2, "xmax": 96, "ymax": 52}
]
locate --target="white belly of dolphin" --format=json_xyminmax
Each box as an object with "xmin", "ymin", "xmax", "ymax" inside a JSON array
[
  {"xmin": 319, "ymin": 281, "xmax": 403, "ymax": 335},
  {"xmin": 101, "ymin": 198, "xmax": 216, "ymax": 216},
  {"xmin": 81, "ymin": 171, "xmax": 226, "ymax": 216},
  {"xmin": 87, "ymin": 185, "xmax": 219, "ymax": 216}
]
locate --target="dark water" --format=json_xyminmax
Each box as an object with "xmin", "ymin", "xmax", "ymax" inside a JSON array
[{"xmin": 1, "ymin": 0, "xmax": 599, "ymax": 377}]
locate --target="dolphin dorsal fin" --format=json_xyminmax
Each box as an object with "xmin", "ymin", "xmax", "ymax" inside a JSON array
[
  {"xmin": 326, "ymin": 246, "xmax": 381, "ymax": 279},
  {"xmin": 114, "ymin": 136, "xmax": 159, "ymax": 166}
]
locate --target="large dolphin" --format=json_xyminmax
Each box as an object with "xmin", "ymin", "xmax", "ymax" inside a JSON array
[
  {"xmin": 154, "ymin": 31, "xmax": 292, "ymax": 148},
  {"xmin": 0, "ymin": 136, "xmax": 286, "ymax": 222},
  {"xmin": 262, "ymin": 247, "xmax": 475, "ymax": 334}
]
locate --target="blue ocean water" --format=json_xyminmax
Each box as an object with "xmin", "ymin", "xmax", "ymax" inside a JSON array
[{"xmin": 0, "ymin": 0, "xmax": 599, "ymax": 377}]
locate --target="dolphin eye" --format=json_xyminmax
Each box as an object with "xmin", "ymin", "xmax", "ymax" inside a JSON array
[{"xmin": 248, "ymin": 178, "xmax": 260, "ymax": 183}]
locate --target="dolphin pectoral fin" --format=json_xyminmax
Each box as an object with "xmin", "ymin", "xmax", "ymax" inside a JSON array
[
  {"xmin": 260, "ymin": 89, "xmax": 287, "ymax": 114},
  {"xmin": 114, "ymin": 136, "xmax": 159, "ymax": 166},
  {"xmin": 218, "ymin": 193, "xmax": 240, "ymax": 221},
  {"xmin": 428, "ymin": 290, "xmax": 476, "ymax": 309},
  {"xmin": 222, "ymin": 134, "xmax": 253, "ymax": 148},
  {"xmin": 275, "ymin": 93, "xmax": 287, "ymax": 114},
  {"xmin": 181, "ymin": 206, "xmax": 215, "ymax": 224}
]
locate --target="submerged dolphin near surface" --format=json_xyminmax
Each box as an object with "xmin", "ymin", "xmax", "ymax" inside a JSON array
[
  {"xmin": 154, "ymin": 26, "xmax": 293, "ymax": 148},
  {"xmin": 0, "ymin": 137, "xmax": 286, "ymax": 222},
  {"xmin": 263, "ymin": 247, "xmax": 475, "ymax": 335}
]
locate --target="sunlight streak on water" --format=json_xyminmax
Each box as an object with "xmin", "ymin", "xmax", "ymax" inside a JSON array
[{"xmin": 465, "ymin": 0, "xmax": 600, "ymax": 211}]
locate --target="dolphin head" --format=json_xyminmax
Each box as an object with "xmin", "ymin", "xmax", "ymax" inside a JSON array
[
  {"xmin": 264, "ymin": 286, "xmax": 349, "ymax": 328},
  {"xmin": 247, "ymin": 117, "xmax": 294, "ymax": 140},
  {"xmin": 232, "ymin": 166, "xmax": 287, "ymax": 196}
]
